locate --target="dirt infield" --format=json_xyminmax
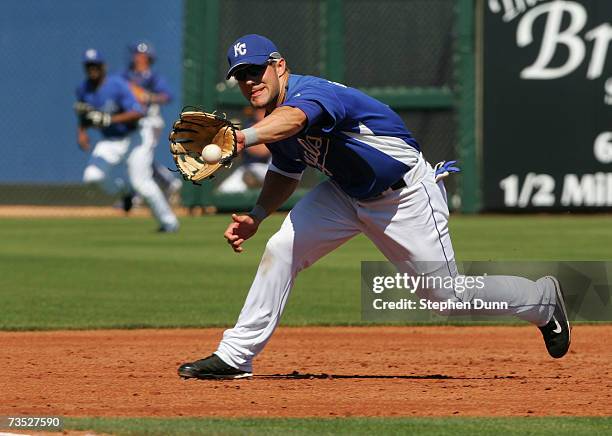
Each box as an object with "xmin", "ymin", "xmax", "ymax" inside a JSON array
[{"xmin": 1, "ymin": 326, "xmax": 610, "ymax": 418}]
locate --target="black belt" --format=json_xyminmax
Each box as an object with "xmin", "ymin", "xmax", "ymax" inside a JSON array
[
  {"xmin": 363, "ymin": 178, "xmax": 407, "ymax": 201},
  {"xmin": 389, "ymin": 178, "xmax": 407, "ymax": 191}
]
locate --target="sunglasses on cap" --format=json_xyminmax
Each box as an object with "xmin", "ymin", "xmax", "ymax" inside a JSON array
[
  {"xmin": 233, "ymin": 53, "xmax": 281, "ymax": 82},
  {"xmin": 234, "ymin": 64, "xmax": 268, "ymax": 82}
]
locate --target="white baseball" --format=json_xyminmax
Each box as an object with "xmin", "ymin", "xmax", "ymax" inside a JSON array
[{"xmin": 201, "ymin": 144, "xmax": 223, "ymax": 164}]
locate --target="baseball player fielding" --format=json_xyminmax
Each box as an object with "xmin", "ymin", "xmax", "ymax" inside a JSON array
[{"xmin": 177, "ymin": 34, "xmax": 571, "ymax": 380}]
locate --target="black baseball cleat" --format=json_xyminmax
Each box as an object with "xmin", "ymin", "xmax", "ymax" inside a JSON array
[
  {"xmin": 178, "ymin": 354, "xmax": 252, "ymax": 380},
  {"xmin": 122, "ymin": 194, "xmax": 134, "ymax": 213},
  {"xmin": 538, "ymin": 276, "xmax": 571, "ymax": 358},
  {"xmin": 158, "ymin": 223, "xmax": 179, "ymax": 233}
]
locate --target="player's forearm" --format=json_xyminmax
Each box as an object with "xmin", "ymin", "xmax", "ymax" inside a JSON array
[
  {"xmin": 243, "ymin": 106, "xmax": 306, "ymax": 145},
  {"xmin": 111, "ymin": 111, "xmax": 143, "ymax": 124},
  {"xmin": 77, "ymin": 126, "xmax": 90, "ymax": 150},
  {"xmin": 253, "ymin": 170, "xmax": 299, "ymax": 219}
]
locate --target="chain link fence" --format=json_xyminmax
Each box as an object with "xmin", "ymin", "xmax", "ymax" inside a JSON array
[{"xmin": 344, "ymin": 0, "xmax": 455, "ymax": 88}]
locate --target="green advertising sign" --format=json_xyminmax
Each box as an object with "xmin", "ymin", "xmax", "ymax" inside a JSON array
[{"xmin": 483, "ymin": 0, "xmax": 612, "ymax": 211}]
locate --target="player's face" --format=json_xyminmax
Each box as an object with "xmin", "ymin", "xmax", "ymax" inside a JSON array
[
  {"xmin": 132, "ymin": 53, "xmax": 150, "ymax": 72},
  {"xmin": 84, "ymin": 63, "xmax": 105, "ymax": 82},
  {"xmin": 236, "ymin": 60, "xmax": 284, "ymax": 109}
]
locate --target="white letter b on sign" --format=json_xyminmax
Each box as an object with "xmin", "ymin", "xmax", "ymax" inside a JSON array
[{"xmin": 517, "ymin": 1, "xmax": 587, "ymax": 80}]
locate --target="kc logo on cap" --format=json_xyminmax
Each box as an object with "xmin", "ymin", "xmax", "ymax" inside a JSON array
[{"xmin": 233, "ymin": 42, "xmax": 247, "ymax": 57}]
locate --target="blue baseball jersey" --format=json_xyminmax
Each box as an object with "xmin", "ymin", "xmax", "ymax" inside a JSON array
[
  {"xmin": 76, "ymin": 74, "xmax": 143, "ymax": 138},
  {"xmin": 122, "ymin": 69, "xmax": 173, "ymax": 99},
  {"xmin": 268, "ymin": 74, "xmax": 421, "ymax": 199}
]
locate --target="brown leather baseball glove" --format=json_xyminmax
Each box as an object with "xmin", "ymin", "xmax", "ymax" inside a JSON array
[{"xmin": 168, "ymin": 109, "xmax": 238, "ymax": 183}]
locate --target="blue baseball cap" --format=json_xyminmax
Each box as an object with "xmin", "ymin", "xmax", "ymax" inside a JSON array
[
  {"xmin": 129, "ymin": 40, "xmax": 156, "ymax": 61},
  {"xmin": 82, "ymin": 48, "xmax": 105, "ymax": 64},
  {"xmin": 226, "ymin": 34, "xmax": 281, "ymax": 80}
]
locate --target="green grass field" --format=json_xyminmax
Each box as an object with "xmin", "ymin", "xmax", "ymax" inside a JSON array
[
  {"xmin": 64, "ymin": 416, "xmax": 612, "ymax": 435},
  {"xmin": 0, "ymin": 214, "xmax": 610, "ymax": 330},
  {"xmin": 1, "ymin": 214, "xmax": 611, "ymax": 434}
]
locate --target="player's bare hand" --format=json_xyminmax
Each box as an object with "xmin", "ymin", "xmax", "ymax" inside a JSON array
[
  {"xmin": 236, "ymin": 130, "xmax": 246, "ymax": 154},
  {"xmin": 78, "ymin": 130, "xmax": 90, "ymax": 151},
  {"xmin": 224, "ymin": 213, "xmax": 259, "ymax": 253}
]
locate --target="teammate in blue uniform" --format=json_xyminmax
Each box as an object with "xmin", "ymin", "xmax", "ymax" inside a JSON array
[
  {"xmin": 178, "ymin": 35, "xmax": 571, "ymax": 379},
  {"xmin": 77, "ymin": 48, "xmax": 179, "ymax": 232},
  {"xmin": 122, "ymin": 41, "xmax": 182, "ymax": 210}
]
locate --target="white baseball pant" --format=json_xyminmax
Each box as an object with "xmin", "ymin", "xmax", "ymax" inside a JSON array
[
  {"xmin": 82, "ymin": 131, "xmax": 178, "ymax": 229},
  {"xmin": 215, "ymin": 157, "xmax": 556, "ymax": 372}
]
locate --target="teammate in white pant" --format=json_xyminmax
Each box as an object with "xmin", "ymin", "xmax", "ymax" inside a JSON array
[
  {"xmin": 178, "ymin": 35, "xmax": 571, "ymax": 380},
  {"xmin": 76, "ymin": 48, "xmax": 179, "ymax": 232},
  {"xmin": 122, "ymin": 41, "xmax": 183, "ymax": 210}
]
